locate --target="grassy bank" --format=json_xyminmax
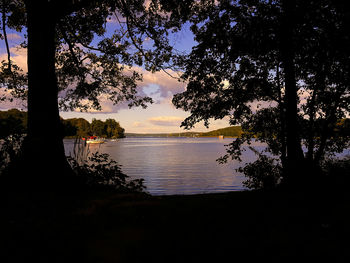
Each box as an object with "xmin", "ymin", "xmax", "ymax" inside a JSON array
[{"xmin": 4, "ymin": 188, "xmax": 350, "ymax": 262}]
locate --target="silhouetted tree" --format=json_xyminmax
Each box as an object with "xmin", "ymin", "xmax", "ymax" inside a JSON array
[
  {"xmin": 171, "ymin": 0, "xmax": 350, "ymax": 188},
  {"xmin": 0, "ymin": 0, "xmax": 176, "ymax": 187}
]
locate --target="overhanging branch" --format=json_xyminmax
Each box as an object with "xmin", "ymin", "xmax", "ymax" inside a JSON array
[{"xmin": 2, "ymin": 0, "xmax": 12, "ymax": 72}]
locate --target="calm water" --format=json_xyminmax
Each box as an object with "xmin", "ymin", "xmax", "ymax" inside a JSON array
[
  {"xmin": 64, "ymin": 137, "xmax": 350, "ymax": 195},
  {"xmin": 64, "ymin": 137, "xmax": 265, "ymax": 195}
]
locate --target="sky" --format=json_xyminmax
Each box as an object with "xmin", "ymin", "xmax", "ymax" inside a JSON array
[{"xmin": 0, "ymin": 16, "xmax": 230, "ymax": 134}]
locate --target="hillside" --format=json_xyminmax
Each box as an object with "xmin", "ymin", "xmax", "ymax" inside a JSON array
[
  {"xmin": 199, "ymin": 126, "xmax": 242, "ymax": 137},
  {"xmin": 126, "ymin": 126, "xmax": 242, "ymax": 138}
]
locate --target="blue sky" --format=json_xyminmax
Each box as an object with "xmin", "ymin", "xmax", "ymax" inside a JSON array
[{"xmin": 0, "ymin": 19, "xmax": 230, "ymax": 134}]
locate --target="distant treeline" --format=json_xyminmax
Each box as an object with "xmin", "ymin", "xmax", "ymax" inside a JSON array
[
  {"xmin": 126, "ymin": 126, "xmax": 243, "ymax": 138},
  {"xmin": 0, "ymin": 109, "xmax": 27, "ymax": 138},
  {"xmin": 127, "ymin": 121, "xmax": 350, "ymax": 138},
  {"xmin": 62, "ymin": 118, "xmax": 125, "ymax": 138},
  {"xmin": 1, "ymin": 109, "xmax": 349, "ymax": 139},
  {"xmin": 0, "ymin": 109, "xmax": 125, "ymax": 139},
  {"xmin": 200, "ymin": 126, "xmax": 243, "ymax": 137}
]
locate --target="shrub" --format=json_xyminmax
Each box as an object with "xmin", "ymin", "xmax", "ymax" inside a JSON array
[
  {"xmin": 238, "ymin": 155, "xmax": 282, "ymax": 190},
  {"xmin": 0, "ymin": 134, "xmax": 25, "ymax": 175},
  {"xmin": 67, "ymin": 140, "xmax": 146, "ymax": 193},
  {"xmin": 237, "ymin": 147, "xmax": 282, "ymax": 190},
  {"xmin": 1, "ymin": 135, "xmax": 146, "ymax": 194}
]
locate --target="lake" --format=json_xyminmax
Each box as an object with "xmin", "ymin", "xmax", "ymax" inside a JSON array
[
  {"xmin": 64, "ymin": 137, "xmax": 264, "ymax": 195},
  {"xmin": 64, "ymin": 137, "xmax": 350, "ymax": 195}
]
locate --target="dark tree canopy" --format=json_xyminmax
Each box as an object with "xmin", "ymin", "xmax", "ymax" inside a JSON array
[
  {"xmin": 0, "ymin": 0, "xmax": 182, "ymax": 188},
  {"xmin": 172, "ymin": 0, "xmax": 350, "ymax": 187},
  {"xmin": 1, "ymin": 0, "xmax": 182, "ymax": 111}
]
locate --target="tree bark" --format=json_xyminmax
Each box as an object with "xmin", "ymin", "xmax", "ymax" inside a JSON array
[
  {"xmin": 20, "ymin": 0, "xmax": 74, "ymax": 188},
  {"xmin": 280, "ymin": 0, "xmax": 304, "ymax": 185}
]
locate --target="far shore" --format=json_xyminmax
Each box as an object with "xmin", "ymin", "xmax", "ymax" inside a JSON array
[{"xmin": 63, "ymin": 135, "xmax": 240, "ymax": 139}]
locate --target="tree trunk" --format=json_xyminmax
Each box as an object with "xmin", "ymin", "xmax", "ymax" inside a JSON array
[
  {"xmin": 19, "ymin": 0, "xmax": 74, "ymax": 189},
  {"xmin": 280, "ymin": 0, "xmax": 304, "ymax": 185}
]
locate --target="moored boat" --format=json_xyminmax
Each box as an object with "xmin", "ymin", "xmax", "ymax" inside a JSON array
[{"xmin": 83, "ymin": 136, "xmax": 105, "ymax": 144}]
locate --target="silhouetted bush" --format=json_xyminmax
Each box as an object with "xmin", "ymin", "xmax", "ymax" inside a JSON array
[
  {"xmin": 240, "ymin": 151, "xmax": 350, "ymax": 191},
  {"xmin": 67, "ymin": 141, "xmax": 146, "ymax": 193},
  {"xmin": 236, "ymin": 146, "xmax": 282, "ymax": 190},
  {"xmin": 238, "ymin": 154, "xmax": 282, "ymax": 190},
  {"xmin": 1, "ymin": 135, "xmax": 146, "ymax": 193},
  {"xmin": 0, "ymin": 134, "xmax": 25, "ymax": 174}
]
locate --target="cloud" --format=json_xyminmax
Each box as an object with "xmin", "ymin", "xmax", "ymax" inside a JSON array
[
  {"xmin": 0, "ymin": 89, "xmax": 26, "ymax": 110},
  {"xmin": 148, "ymin": 116, "xmax": 184, "ymax": 126},
  {"xmin": 0, "ymin": 46, "xmax": 27, "ymax": 109},
  {"xmin": 135, "ymin": 67, "xmax": 186, "ymax": 99},
  {"xmin": 71, "ymin": 67, "xmax": 185, "ymax": 114},
  {"xmin": 7, "ymin": 33, "xmax": 22, "ymax": 40},
  {"xmin": 0, "ymin": 46, "xmax": 27, "ymax": 72},
  {"xmin": 68, "ymin": 94, "xmax": 131, "ymax": 114},
  {"xmin": 133, "ymin": 121, "xmax": 146, "ymax": 127},
  {"xmin": 0, "ymin": 44, "xmax": 185, "ymax": 114}
]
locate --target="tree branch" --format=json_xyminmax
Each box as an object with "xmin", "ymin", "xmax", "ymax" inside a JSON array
[
  {"xmin": 58, "ymin": 22, "xmax": 82, "ymax": 70},
  {"xmin": 120, "ymin": 0, "xmax": 180, "ymax": 80},
  {"xmin": 52, "ymin": 0, "xmax": 97, "ymax": 19},
  {"xmin": 2, "ymin": 0, "xmax": 12, "ymax": 72},
  {"xmin": 1, "ymin": 0, "xmax": 19, "ymax": 91}
]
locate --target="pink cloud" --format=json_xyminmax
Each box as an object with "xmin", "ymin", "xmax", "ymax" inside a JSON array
[
  {"xmin": 148, "ymin": 116, "xmax": 184, "ymax": 126},
  {"xmin": 7, "ymin": 33, "xmax": 22, "ymax": 40},
  {"xmin": 136, "ymin": 67, "xmax": 186, "ymax": 98},
  {"xmin": 0, "ymin": 46, "xmax": 27, "ymax": 72}
]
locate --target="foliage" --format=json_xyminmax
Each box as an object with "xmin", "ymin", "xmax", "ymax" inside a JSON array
[
  {"xmin": 237, "ymin": 147, "xmax": 282, "ymax": 190},
  {"xmin": 171, "ymin": 0, "xmax": 350, "ymax": 189},
  {"xmin": 200, "ymin": 126, "xmax": 242, "ymax": 137},
  {"xmin": 0, "ymin": 109, "xmax": 27, "ymax": 138},
  {"xmin": 0, "ymin": 133, "xmax": 25, "ymax": 174},
  {"xmin": 0, "ymin": 107, "xmax": 131, "ymax": 191},
  {"xmin": 0, "ymin": 0, "xmax": 179, "ymax": 110},
  {"xmin": 67, "ymin": 144, "xmax": 145, "ymax": 193},
  {"xmin": 0, "ymin": 109, "xmax": 125, "ymax": 139},
  {"xmin": 62, "ymin": 117, "xmax": 125, "ymax": 138},
  {"xmin": 0, "ymin": 0, "xmax": 190, "ymax": 111},
  {"xmin": 1, "ymin": 0, "xmax": 349, "ymax": 191},
  {"xmin": 0, "ymin": 0, "xmax": 192, "ymax": 184},
  {"xmin": 103, "ymin": 118, "xmax": 125, "ymax": 138},
  {"xmin": 61, "ymin": 117, "xmax": 90, "ymax": 137},
  {"xmin": 0, "ymin": 134, "xmax": 146, "ymax": 193},
  {"xmin": 0, "ymin": 0, "xmax": 27, "ymax": 103}
]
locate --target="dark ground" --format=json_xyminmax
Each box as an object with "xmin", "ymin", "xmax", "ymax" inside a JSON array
[{"xmin": 3, "ymin": 187, "xmax": 350, "ymax": 263}]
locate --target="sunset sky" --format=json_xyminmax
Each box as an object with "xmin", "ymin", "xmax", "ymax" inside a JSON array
[{"xmin": 0, "ymin": 21, "xmax": 230, "ymax": 134}]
